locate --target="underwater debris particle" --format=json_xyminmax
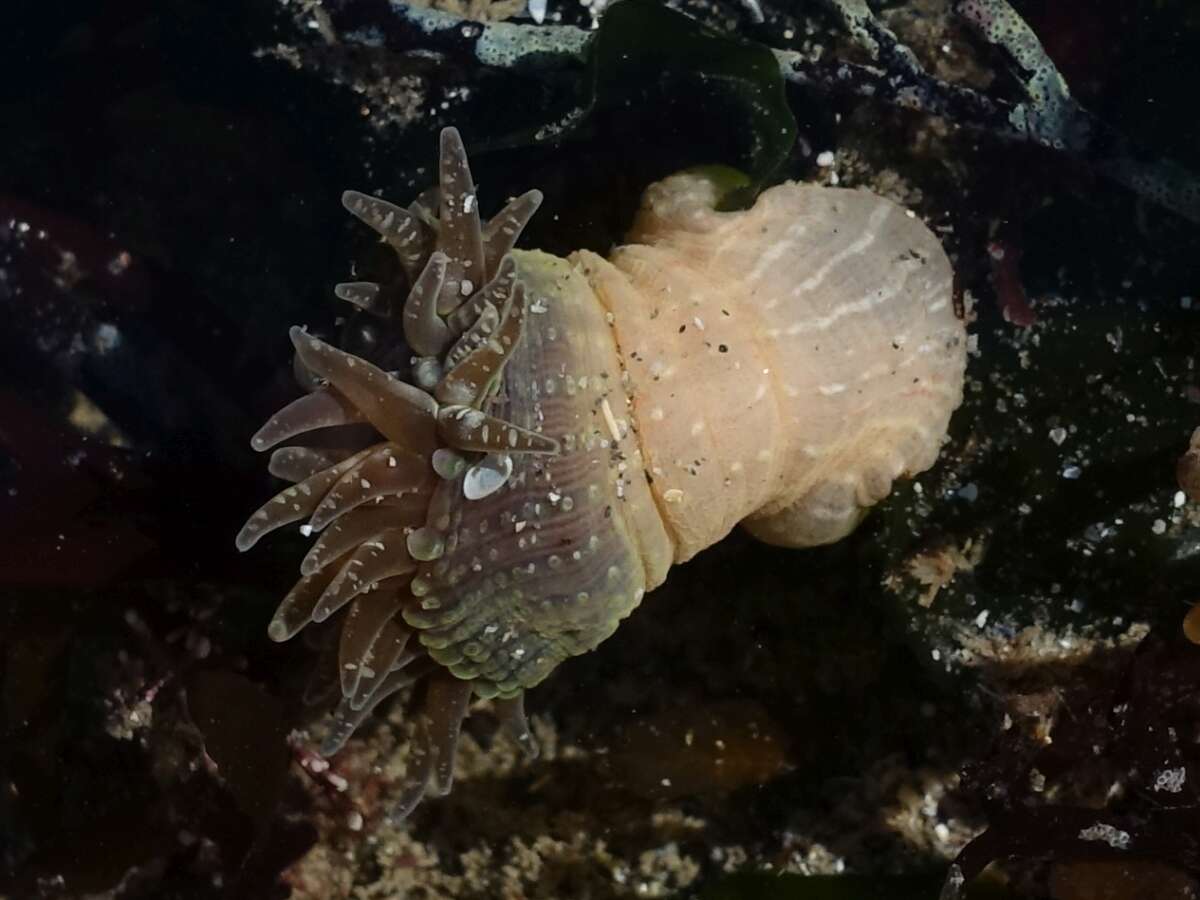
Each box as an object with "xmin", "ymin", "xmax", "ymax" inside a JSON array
[
  {"xmin": 888, "ymin": 536, "xmax": 985, "ymax": 607},
  {"xmin": 1152, "ymin": 767, "xmax": 1185, "ymax": 794},
  {"xmin": 1077, "ymin": 823, "xmax": 1131, "ymax": 850}
]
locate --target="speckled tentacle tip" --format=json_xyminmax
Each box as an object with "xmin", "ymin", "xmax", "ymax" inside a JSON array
[{"xmin": 238, "ymin": 126, "xmax": 968, "ymax": 819}]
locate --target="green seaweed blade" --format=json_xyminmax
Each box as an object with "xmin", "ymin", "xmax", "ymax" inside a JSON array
[{"xmin": 591, "ymin": 0, "xmax": 796, "ymax": 206}]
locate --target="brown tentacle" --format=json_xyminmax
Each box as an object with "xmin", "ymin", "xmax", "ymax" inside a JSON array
[
  {"xmin": 292, "ymin": 354, "xmax": 325, "ymax": 393},
  {"xmin": 347, "ymin": 620, "xmax": 413, "ymax": 710},
  {"xmin": 403, "ymin": 252, "xmax": 451, "ymax": 357},
  {"xmin": 443, "ymin": 301, "xmax": 500, "ymax": 371},
  {"xmin": 334, "ymin": 281, "xmax": 387, "ymax": 315},
  {"xmin": 436, "ymin": 404, "xmax": 560, "ymax": 455},
  {"xmin": 408, "ymin": 187, "xmax": 440, "ymax": 230},
  {"xmin": 320, "ymin": 653, "xmax": 429, "ymax": 757},
  {"xmin": 236, "ymin": 446, "xmax": 375, "ymax": 551},
  {"xmin": 494, "ymin": 694, "xmax": 539, "ymax": 759},
  {"xmin": 250, "ymin": 388, "xmax": 364, "ymax": 452},
  {"xmin": 336, "ymin": 533, "xmax": 416, "ymax": 598},
  {"xmin": 267, "ymin": 554, "xmax": 351, "ymax": 642},
  {"xmin": 268, "ymin": 446, "xmax": 352, "ymax": 483},
  {"xmin": 288, "ymin": 327, "xmax": 439, "ymax": 457},
  {"xmin": 389, "ymin": 721, "xmax": 436, "ymax": 822},
  {"xmin": 301, "ymin": 497, "xmax": 425, "ymax": 575},
  {"xmin": 424, "ymin": 675, "xmax": 473, "ymax": 796},
  {"xmin": 338, "ymin": 593, "xmax": 409, "ymax": 696},
  {"xmin": 435, "ymin": 282, "xmax": 528, "ymax": 406},
  {"xmin": 307, "ymin": 444, "xmax": 431, "ymax": 533},
  {"xmin": 435, "ymin": 128, "xmax": 486, "ymax": 315},
  {"xmin": 314, "ymin": 540, "xmax": 415, "ymax": 622},
  {"xmin": 445, "ymin": 254, "xmax": 515, "ymax": 338},
  {"xmin": 341, "ymin": 190, "xmax": 430, "ymax": 282},
  {"xmin": 481, "ymin": 191, "xmax": 542, "ymax": 278}
]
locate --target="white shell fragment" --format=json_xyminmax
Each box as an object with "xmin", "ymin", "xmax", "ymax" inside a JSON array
[{"xmin": 463, "ymin": 453, "xmax": 513, "ymax": 500}]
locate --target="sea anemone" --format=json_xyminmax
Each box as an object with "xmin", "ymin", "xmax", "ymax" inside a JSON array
[{"xmin": 238, "ymin": 127, "xmax": 967, "ymax": 819}]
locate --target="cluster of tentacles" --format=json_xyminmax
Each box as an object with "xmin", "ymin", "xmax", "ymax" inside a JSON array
[{"xmin": 237, "ymin": 128, "xmax": 550, "ymax": 820}]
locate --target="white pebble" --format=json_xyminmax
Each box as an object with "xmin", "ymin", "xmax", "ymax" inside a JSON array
[{"xmin": 464, "ymin": 453, "xmax": 513, "ymax": 500}]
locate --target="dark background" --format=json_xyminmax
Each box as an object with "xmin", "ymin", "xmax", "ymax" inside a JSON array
[{"xmin": 2, "ymin": 1, "xmax": 1199, "ymax": 897}]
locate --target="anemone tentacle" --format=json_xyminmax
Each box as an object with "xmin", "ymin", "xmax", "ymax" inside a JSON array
[{"xmin": 241, "ymin": 126, "xmax": 558, "ymax": 822}]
